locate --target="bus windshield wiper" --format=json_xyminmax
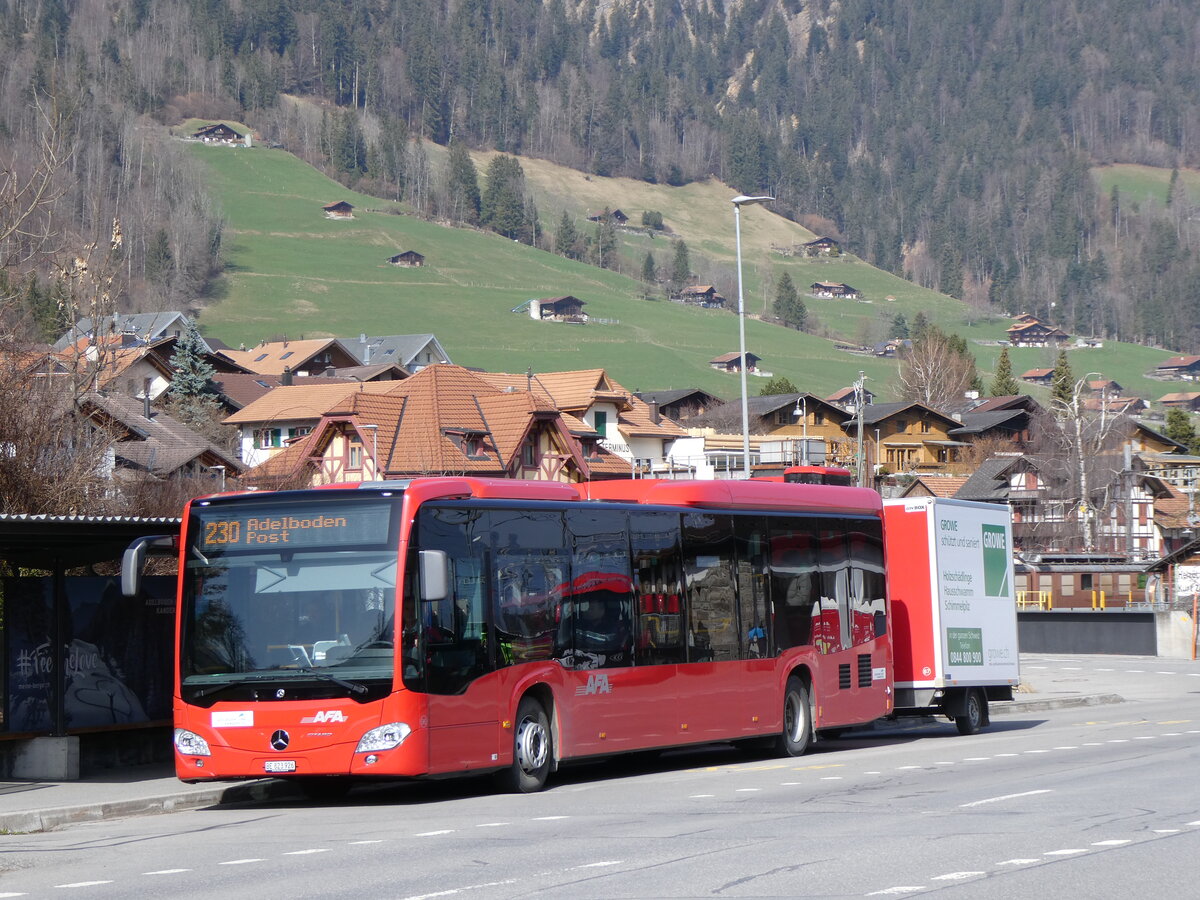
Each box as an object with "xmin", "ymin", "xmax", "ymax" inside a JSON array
[
  {"xmin": 188, "ymin": 674, "xmax": 279, "ymax": 700},
  {"xmin": 293, "ymin": 663, "xmax": 369, "ymax": 695}
]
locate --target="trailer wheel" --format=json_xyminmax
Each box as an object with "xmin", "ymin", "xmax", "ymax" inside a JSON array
[
  {"xmin": 955, "ymin": 689, "xmax": 986, "ymax": 736},
  {"xmin": 497, "ymin": 696, "xmax": 552, "ymax": 793},
  {"xmin": 777, "ymin": 677, "xmax": 813, "ymax": 757}
]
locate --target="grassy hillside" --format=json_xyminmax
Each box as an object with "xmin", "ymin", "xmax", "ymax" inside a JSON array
[
  {"xmin": 190, "ymin": 142, "xmax": 1176, "ymax": 403},
  {"xmin": 1092, "ymin": 163, "xmax": 1200, "ymax": 211}
]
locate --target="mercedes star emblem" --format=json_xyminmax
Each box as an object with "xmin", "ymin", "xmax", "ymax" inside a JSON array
[{"xmin": 270, "ymin": 730, "xmax": 290, "ymax": 751}]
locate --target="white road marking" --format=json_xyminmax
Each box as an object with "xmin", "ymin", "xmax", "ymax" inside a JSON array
[
  {"xmin": 997, "ymin": 859, "xmax": 1039, "ymax": 866},
  {"xmin": 0, "ymin": 893, "xmax": 27, "ymax": 898},
  {"xmin": 1126, "ymin": 669, "xmax": 1145, "ymax": 673},
  {"xmin": 1054, "ymin": 746, "xmax": 1078, "ymax": 750},
  {"xmin": 400, "ymin": 879, "xmax": 519, "ymax": 900},
  {"xmin": 284, "ymin": 849, "xmax": 331, "ymax": 855},
  {"xmin": 867, "ymin": 887, "xmax": 926, "ymax": 895},
  {"xmin": 1162, "ymin": 732, "xmax": 1181, "ymax": 736},
  {"xmin": 1045, "ymin": 849, "xmax": 1089, "ymax": 856},
  {"xmin": 54, "ymin": 882, "xmax": 114, "ymax": 888},
  {"xmin": 960, "ymin": 789, "xmax": 1052, "ymax": 808},
  {"xmin": 963, "ymin": 757, "xmax": 991, "ymax": 761},
  {"xmin": 689, "ymin": 794, "xmax": 714, "ymax": 798},
  {"xmin": 864, "ymin": 771, "xmax": 882, "ymax": 775},
  {"xmin": 1096, "ymin": 668, "xmax": 1115, "ymax": 672},
  {"xmin": 571, "ymin": 861, "xmax": 622, "ymax": 869},
  {"xmin": 1023, "ymin": 749, "xmax": 1049, "ymax": 753},
  {"xmin": 935, "ymin": 761, "xmax": 954, "ymax": 765},
  {"xmin": 144, "ymin": 869, "xmax": 191, "ymax": 874},
  {"xmin": 1082, "ymin": 742, "xmax": 1103, "ymax": 746},
  {"xmin": 897, "ymin": 765, "xmax": 922, "ymax": 770},
  {"xmin": 533, "ymin": 816, "xmax": 570, "ymax": 820},
  {"xmin": 994, "ymin": 752, "xmax": 1020, "ymax": 757},
  {"xmin": 781, "ymin": 781, "xmax": 802, "ymax": 785},
  {"xmin": 1092, "ymin": 840, "xmax": 1131, "ymax": 846},
  {"xmin": 476, "ymin": 822, "xmax": 509, "ymax": 827},
  {"xmin": 931, "ymin": 872, "xmax": 984, "ymax": 880},
  {"xmin": 735, "ymin": 788, "xmax": 761, "ymax": 792},
  {"xmin": 219, "ymin": 859, "xmax": 264, "ymax": 865},
  {"xmin": 1107, "ymin": 739, "xmax": 1129, "ymax": 743},
  {"xmin": 415, "ymin": 830, "xmax": 455, "ymax": 836},
  {"xmin": 349, "ymin": 840, "xmax": 384, "ymax": 844},
  {"xmin": 1153, "ymin": 829, "xmax": 1180, "ymax": 834},
  {"xmin": 821, "ymin": 776, "xmax": 843, "ymax": 780},
  {"xmin": 1133, "ymin": 736, "xmax": 1156, "ymax": 740}
]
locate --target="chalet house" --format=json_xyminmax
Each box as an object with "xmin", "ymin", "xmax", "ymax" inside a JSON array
[
  {"xmin": 1006, "ymin": 320, "xmax": 1070, "ymax": 347},
  {"xmin": 1088, "ymin": 379, "xmax": 1123, "ymax": 398},
  {"xmin": 191, "ymin": 123, "xmax": 244, "ymax": 144},
  {"xmin": 634, "ymin": 388, "xmax": 723, "ymax": 422},
  {"xmin": 802, "ymin": 237, "xmax": 841, "ymax": 256},
  {"xmin": 1155, "ymin": 355, "xmax": 1200, "ymax": 381},
  {"xmin": 898, "ymin": 475, "xmax": 972, "ymax": 499},
  {"xmin": 387, "ymin": 250, "xmax": 425, "ymax": 267},
  {"xmin": 346, "ymin": 333, "xmax": 452, "ymax": 371},
  {"xmin": 1159, "ymin": 391, "xmax": 1200, "ymax": 412},
  {"xmin": 825, "ymin": 385, "xmax": 875, "ymax": 413},
  {"xmin": 81, "ymin": 392, "xmax": 244, "ymax": 484},
  {"xmin": 955, "ymin": 454, "xmax": 1070, "ymax": 553},
  {"xmin": 587, "ymin": 208, "xmax": 629, "ymax": 225},
  {"xmin": 873, "ymin": 339, "xmax": 911, "ymax": 357},
  {"xmin": 1082, "ymin": 396, "xmax": 1147, "ymax": 415},
  {"xmin": 676, "ymin": 284, "xmax": 727, "ymax": 307},
  {"xmin": 1021, "ymin": 367, "xmax": 1055, "ymax": 386},
  {"xmin": 217, "ymin": 338, "xmax": 362, "ymax": 378},
  {"xmin": 809, "ymin": 281, "xmax": 861, "ymax": 299},
  {"xmin": 223, "ymin": 381, "xmax": 404, "ymax": 467},
  {"xmin": 479, "ymin": 368, "xmax": 688, "ymax": 477},
  {"xmin": 529, "ymin": 296, "xmax": 587, "ymax": 323},
  {"xmin": 54, "ymin": 311, "xmax": 207, "ymax": 352},
  {"xmin": 244, "ymin": 365, "xmax": 630, "ymax": 487},
  {"xmin": 710, "ymin": 351, "xmax": 760, "ymax": 374},
  {"xmin": 322, "ymin": 201, "xmax": 355, "ymax": 219},
  {"xmin": 755, "ymin": 393, "xmax": 856, "ymax": 470},
  {"xmin": 49, "ymin": 336, "xmax": 176, "ymax": 401},
  {"xmin": 857, "ymin": 402, "xmax": 969, "ymax": 473},
  {"xmin": 951, "ymin": 408, "xmax": 1036, "ymax": 447}
]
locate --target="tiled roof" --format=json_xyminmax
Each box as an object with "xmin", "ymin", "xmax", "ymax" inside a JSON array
[
  {"xmin": 1020, "ymin": 368, "xmax": 1053, "ymax": 378},
  {"xmin": 223, "ymin": 381, "xmax": 400, "ymax": 425},
  {"xmin": 217, "ymin": 338, "xmax": 358, "ymax": 375},
  {"xmin": 1159, "ymin": 392, "xmax": 1200, "ymax": 403},
  {"xmin": 907, "ymin": 475, "xmax": 971, "ymax": 498},
  {"xmin": 1158, "ymin": 355, "xmax": 1200, "ymax": 368}
]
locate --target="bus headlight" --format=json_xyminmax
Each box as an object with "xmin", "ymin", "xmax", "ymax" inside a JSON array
[
  {"xmin": 355, "ymin": 722, "xmax": 412, "ymax": 753},
  {"xmin": 174, "ymin": 728, "xmax": 211, "ymax": 756}
]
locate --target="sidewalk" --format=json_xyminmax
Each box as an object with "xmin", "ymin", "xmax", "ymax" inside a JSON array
[{"xmin": 0, "ymin": 678, "xmax": 1124, "ymax": 834}]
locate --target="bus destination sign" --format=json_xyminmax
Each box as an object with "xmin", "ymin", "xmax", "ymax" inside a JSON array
[{"xmin": 193, "ymin": 500, "xmax": 395, "ymax": 553}]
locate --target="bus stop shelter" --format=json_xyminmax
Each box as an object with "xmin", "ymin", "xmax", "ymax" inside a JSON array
[{"xmin": 0, "ymin": 514, "xmax": 180, "ymax": 779}]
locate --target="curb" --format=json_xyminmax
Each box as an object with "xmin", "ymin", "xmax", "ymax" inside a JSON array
[
  {"xmin": 0, "ymin": 779, "xmax": 299, "ymax": 835},
  {"xmin": 993, "ymin": 692, "xmax": 1125, "ymax": 714}
]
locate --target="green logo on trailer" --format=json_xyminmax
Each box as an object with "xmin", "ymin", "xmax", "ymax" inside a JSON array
[{"xmin": 982, "ymin": 524, "xmax": 1008, "ymax": 597}]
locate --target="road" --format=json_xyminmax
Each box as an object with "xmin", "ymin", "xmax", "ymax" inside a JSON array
[{"xmin": 2, "ymin": 653, "xmax": 1199, "ymax": 898}]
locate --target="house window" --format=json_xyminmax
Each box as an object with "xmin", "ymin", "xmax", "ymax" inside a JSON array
[
  {"xmin": 814, "ymin": 410, "xmax": 825, "ymax": 425},
  {"xmin": 921, "ymin": 419, "xmax": 931, "ymax": 433},
  {"xmin": 348, "ymin": 437, "xmax": 364, "ymax": 469},
  {"xmin": 522, "ymin": 437, "xmax": 538, "ymax": 468},
  {"xmin": 280, "ymin": 351, "xmax": 294, "ymax": 360},
  {"xmin": 895, "ymin": 419, "xmax": 907, "ymax": 433},
  {"xmin": 254, "ymin": 353, "xmax": 268, "ymax": 362},
  {"xmin": 254, "ymin": 428, "xmax": 282, "ymax": 449},
  {"xmin": 594, "ymin": 411, "xmax": 608, "ymax": 437}
]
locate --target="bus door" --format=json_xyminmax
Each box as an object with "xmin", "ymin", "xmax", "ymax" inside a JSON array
[
  {"xmin": 558, "ymin": 508, "xmax": 664, "ymax": 755},
  {"xmin": 414, "ymin": 507, "xmax": 498, "ymax": 773}
]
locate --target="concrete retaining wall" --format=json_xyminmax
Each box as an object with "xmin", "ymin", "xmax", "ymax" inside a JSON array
[{"xmin": 1018, "ymin": 609, "xmax": 1200, "ymax": 658}]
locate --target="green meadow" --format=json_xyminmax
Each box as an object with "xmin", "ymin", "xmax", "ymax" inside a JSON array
[
  {"xmin": 189, "ymin": 142, "xmax": 1177, "ymax": 403},
  {"xmin": 1092, "ymin": 163, "xmax": 1200, "ymax": 211}
]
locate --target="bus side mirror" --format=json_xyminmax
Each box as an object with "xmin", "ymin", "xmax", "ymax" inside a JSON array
[
  {"xmin": 121, "ymin": 535, "xmax": 177, "ymax": 597},
  {"xmin": 419, "ymin": 549, "xmax": 450, "ymax": 601}
]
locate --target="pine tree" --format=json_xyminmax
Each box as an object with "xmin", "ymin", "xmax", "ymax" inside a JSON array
[
  {"xmin": 759, "ymin": 376, "xmax": 798, "ymax": 395},
  {"xmin": 591, "ymin": 212, "xmax": 617, "ymax": 269},
  {"xmin": 773, "ymin": 272, "xmax": 807, "ymax": 330},
  {"xmin": 670, "ymin": 239, "xmax": 690, "ymax": 288},
  {"xmin": 892, "ymin": 313, "xmax": 910, "ymax": 339},
  {"xmin": 641, "ymin": 251, "xmax": 656, "ymax": 284},
  {"xmin": 168, "ymin": 321, "xmax": 216, "ymax": 399},
  {"xmin": 481, "ymin": 155, "xmax": 530, "ymax": 242},
  {"xmin": 1164, "ymin": 408, "xmax": 1197, "ymax": 451},
  {"xmin": 989, "ymin": 347, "xmax": 1022, "ymax": 397},
  {"xmin": 446, "ymin": 142, "xmax": 481, "ymax": 225},
  {"xmin": 555, "ymin": 211, "xmax": 581, "ymax": 260},
  {"xmin": 911, "ymin": 311, "xmax": 931, "ymax": 340},
  {"xmin": 1050, "ymin": 350, "xmax": 1075, "ymax": 408}
]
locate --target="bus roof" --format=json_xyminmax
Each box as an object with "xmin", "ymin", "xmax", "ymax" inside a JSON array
[{"xmin": 581, "ymin": 479, "xmax": 882, "ymax": 515}]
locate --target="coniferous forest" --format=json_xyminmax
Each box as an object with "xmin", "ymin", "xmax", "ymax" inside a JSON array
[{"xmin": 4, "ymin": 0, "xmax": 1200, "ymax": 350}]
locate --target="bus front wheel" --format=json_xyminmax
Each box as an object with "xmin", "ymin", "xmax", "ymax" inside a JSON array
[
  {"xmin": 499, "ymin": 696, "xmax": 552, "ymax": 793},
  {"xmin": 777, "ymin": 677, "xmax": 812, "ymax": 757}
]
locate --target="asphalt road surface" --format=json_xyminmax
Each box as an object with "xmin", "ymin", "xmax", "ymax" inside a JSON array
[{"xmin": 1, "ymin": 653, "xmax": 1198, "ymax": 898}]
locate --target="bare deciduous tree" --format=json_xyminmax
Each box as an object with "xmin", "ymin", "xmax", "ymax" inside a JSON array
[{"xmin": 896, "ymin": 332, "xmax": 977, "ymax": 409}]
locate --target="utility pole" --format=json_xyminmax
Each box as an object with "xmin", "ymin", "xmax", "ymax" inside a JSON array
[{"xmin": 855, "ymin": 371, "xmax": 866, "ymax": 487}]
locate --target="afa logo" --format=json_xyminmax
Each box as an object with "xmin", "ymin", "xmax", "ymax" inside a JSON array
[
  {"xmin": 575, "ymin": 673, "xmax": 612, "ymax": 696},
  {"xmin": 301, "ymin": 710, "xmax": 348, "ymax": 724}
]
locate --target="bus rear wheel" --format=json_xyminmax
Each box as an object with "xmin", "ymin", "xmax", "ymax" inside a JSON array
[
  {"xmin": 498, "ymin": 696, "xmax": 552, "ymax": 793},
  {"xmin": 777, "ymin": 677, "xmax": 812, "ymax": 757}
]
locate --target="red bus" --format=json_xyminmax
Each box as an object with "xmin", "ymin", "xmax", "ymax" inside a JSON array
[{"xmin": 126, "ymin": 476, "xmax": 892, "ymax": 794}]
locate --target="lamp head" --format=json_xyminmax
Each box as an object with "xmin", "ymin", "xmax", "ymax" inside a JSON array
[{"xmin": 731, "ymin": 195, "xmax": 775, "ymax": 207}]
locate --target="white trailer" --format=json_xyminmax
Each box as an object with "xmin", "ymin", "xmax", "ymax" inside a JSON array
[{"xmin": 882, "ymin": 497, "xmax": 1021, "ymax": 733}]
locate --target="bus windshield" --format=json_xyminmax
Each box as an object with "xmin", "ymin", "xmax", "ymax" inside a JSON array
[{"xmin": 181, "ymin": 496, "xmax": 400, "ymax": 704}]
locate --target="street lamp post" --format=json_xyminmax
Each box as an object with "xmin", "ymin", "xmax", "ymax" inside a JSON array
[
  {"xmin": 732, "ymin": 193, "xmax": 774, "ymax": 478},
  {"xmin": 793, "ymin": 396, "xmax": 809, "ymax": 465}
]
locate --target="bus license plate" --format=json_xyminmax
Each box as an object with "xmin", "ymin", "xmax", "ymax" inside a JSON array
[{"xmin": 264, "ymin": 760, "xmax": 296, "ymax": 773}]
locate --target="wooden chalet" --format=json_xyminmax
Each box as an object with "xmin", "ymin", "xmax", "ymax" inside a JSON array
[
  {"xmin": 1156, "ymin": 355, "xmax": 1200, "ymax": 381},
  {"xmin": 217, "ymin": 338, "xmax": 362, "ymax": 378},
  {"xmin": 1020, "ymin": 367, "xmax": 1055, "ymax": 386},
  {"xmin": 1006, "ymin": 320, "xmax": 1070, "ymax": 347},
  {"xmin": 809, "ymin": 281, "xmax": 860, "ymax": 299},
  {"xmin": 709, "ymin": 351, "xmax": 760, "ymax": 374},
  {"xmin": 587, "ymin": 208, "xmax": 629, "ymax": 225},
  {"xmin": 1088, "ymin": 379, "xmax": 1123, "ymax": 398},
  {"xmin": 192, "ymin": 123, "xmax": 244, "ymax": 143},
  {"xmin": 530, "ymin": 296, "xmax": 587, "ymax": 323},
  {"xmin": 825, "ymin": 385, "xmax": 875, "ymax": 412},
  {"xmin": 634, "ymin": 388, "xmax": 724, "ymax": 422},
  {"xmin": 676, "ymin": 284, "xmax": 726, "ymax": 307},
  {"xmin": 802, "ymin": 236, "xmax": 841, "ymax": 256},
  {"xmin": 387, "ymin": 250, "xmax": 425, "ymax": 267},
  {"xmin": 1159, "ymin": 391, "xmax": 1200, "ymax": 412},
  {"xmin": 322, "ymin": 201, "xmax": 355, "ymax": 219}
]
